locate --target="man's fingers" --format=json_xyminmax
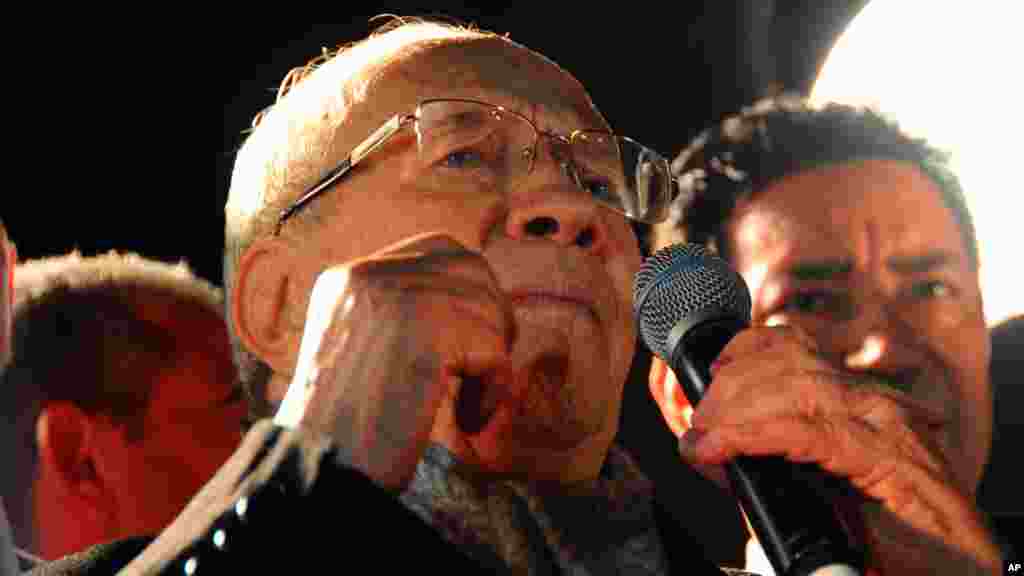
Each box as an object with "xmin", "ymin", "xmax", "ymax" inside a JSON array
[
  {"xmin": 678, "ymin": 430, "xmax": 732, "ymax": 493},
  {"xmin": 365, "ymin": 231, "xmax": 476, "ymax": 259},
  {"xmin": 283, "ymin": 232, "xmax": 517, "ymax": 487},
  {"xmin": 685, "ymin": 414, "xmax": 971, "ymax": 539},
  {"xmin": 714, "ymin": 324, "xmax": 818, "ymax": 362}
]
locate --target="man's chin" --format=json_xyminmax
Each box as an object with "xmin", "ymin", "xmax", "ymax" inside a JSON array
[
  {"xmin": 476, "ymin": 392, "xmax": 608, "ymax": 453},
  {"xmin": 460, "ymin": 401, "xmax": 613, "ymax": 482}
]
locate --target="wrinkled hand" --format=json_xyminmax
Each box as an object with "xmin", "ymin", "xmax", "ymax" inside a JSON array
[
  {"xmin": 274, "ymin": 233, "xmax": 515, "ymax": 491},
  {"xmin": 675, "ymin": 325, "xmax": 1001, "ymax": 575}
]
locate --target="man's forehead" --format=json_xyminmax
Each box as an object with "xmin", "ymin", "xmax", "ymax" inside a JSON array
[
  {"xmin": 372, "ymin": 38, "xmax": 603, "ymax": 129},
  {"xmin": 732, "ymin": 160, "xmax": 970, "ymax": 270},
  {"xmin": 266, "ymin": 34, "xmax": 607, "ymax": 208}
]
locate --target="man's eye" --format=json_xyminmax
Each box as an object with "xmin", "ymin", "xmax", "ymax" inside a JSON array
[
  {"xmin": 910, "ymin": 280, "xmax": 952, "ymax": 299},
  {"xmin": 584, "ymin": 180, "xmax": 615, "ymax": 202},
  {"xmin": 781, "ymin": 292, "xmax": 834, "ymax": 314},
  {"xmin": 440, "ymin": 149, "xmax": 484, "ymax": 169}
]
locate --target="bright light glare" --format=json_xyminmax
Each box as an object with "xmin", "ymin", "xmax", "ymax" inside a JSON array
[{"xmin": 811, "ymin": 1, "xmax": 1024, "ymax": 326}]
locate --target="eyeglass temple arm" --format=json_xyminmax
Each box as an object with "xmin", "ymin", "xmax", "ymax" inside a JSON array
[{"xmin": 275, "ymin": 114, "xmax": 413, "ymax": 233}]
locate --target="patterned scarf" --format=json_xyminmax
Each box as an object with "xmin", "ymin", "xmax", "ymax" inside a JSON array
[{"xmin": 399, "ymin": 443, "xmax": 671, "ymax": 575}]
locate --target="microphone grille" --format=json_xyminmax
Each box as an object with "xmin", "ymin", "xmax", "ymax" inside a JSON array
[{"xmin": 633, "ymin": 243, "xmax": 751, "ymax": 358}]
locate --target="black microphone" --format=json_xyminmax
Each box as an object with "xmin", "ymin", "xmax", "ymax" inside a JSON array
[{"xmin": 634, "ymin": 243, "xmax": 864, "ymax": 576}]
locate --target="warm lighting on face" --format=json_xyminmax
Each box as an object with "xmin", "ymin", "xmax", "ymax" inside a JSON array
[{"xmin": 810, "ymin": 1, "xmax": 1024, "ymax": 326}]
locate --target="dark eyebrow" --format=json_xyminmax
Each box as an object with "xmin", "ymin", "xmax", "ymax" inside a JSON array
[
  {"xmin": 787, "ymin": 260, "xmax": 853, "ymax": 281},
  {"xmin": 886, "ymin": 251, "xmax": 957, "ymax": 274}
]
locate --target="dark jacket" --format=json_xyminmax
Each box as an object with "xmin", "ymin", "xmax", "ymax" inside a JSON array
[{"xmin": 28, "ymin": 421, "xmax": 731, "ymax": 575}]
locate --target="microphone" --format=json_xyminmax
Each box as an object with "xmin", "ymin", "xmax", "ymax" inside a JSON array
[{"xmin": 634, "ymin": 243, "xmax": 864, "ymax": 576}]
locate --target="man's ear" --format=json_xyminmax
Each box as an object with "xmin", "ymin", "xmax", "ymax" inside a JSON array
[
  {"xmin": 35, "ymin": 403, "xmax": 107, "ymax": 506},
  {"xmin": 232, "ymin": 237, "xmax": 306, "ymax": 375},
  {"xmin": 648, "ymin": 358, "xmax": 694, "ymax": 438}
]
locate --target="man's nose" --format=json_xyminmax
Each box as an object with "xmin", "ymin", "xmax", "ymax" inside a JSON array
[
  {"xmin": 837, "ymin": 293, "xmax": 916, "ymax": 374},
  {"xmin": 503, "ymin": 138, "xmax": 609, "ymax": 253}
]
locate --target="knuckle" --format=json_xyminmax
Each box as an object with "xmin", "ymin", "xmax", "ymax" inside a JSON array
[
  {"xmin": 441, "ymin": 251, "xmax": 495, "ymax": 281},
  {"xmin": 345, "ymin": 259, "xmax": 391, "ymax": 289},
  {"xmin": 794, "ymin": 372, "xmax": 825, "ymax": 416},
  {"xmin": 358, "ymin": 273, "xmax": 400, "ymax": 305},
  {"xmin": 376, "ymin": 231, "xmax": 468, "ymax": 255},
  {"xmin": 794, "ymin": 368, "xmax": 843, "ymax": 415},
  {"xmin": 413, "ymin": 231, "xmax": 467, "ymax": 251},
  {"xmin": 409, "ymin": 235, "xmax": 480, "ymax": 265},
  {"xmin": 859, "ymin": 388, "xmax": 912, "ymax": 426}
]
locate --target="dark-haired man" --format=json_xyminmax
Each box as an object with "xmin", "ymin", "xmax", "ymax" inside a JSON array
[{"xmin": 650, "ymin": 95, "xmax": 1003, "ymax": 574}]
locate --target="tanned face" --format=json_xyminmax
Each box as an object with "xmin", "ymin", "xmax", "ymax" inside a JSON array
[{"xmin": 727, "ymin": 159, "xmax": 991, "ymax": 493}]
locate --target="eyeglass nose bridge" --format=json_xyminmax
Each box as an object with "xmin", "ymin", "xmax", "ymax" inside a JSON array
[{"xmin": 522, "ymin": 131, "xmax": 585, "ymax": 188}]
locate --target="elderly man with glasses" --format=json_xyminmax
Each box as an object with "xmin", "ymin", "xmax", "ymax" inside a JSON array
[{"xmin": 36, "ymin": 19, "xmax": 721, "ymax": 576}]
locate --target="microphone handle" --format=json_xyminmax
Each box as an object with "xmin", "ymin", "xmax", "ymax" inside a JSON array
[{"xmin": 672, "ymin": 345, "xmax": 864, "ymax": 576}]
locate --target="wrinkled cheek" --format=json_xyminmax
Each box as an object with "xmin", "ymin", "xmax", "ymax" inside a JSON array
[
  {"xmin": 588, "ymin": 318, "xmax": 631, "ymax": 431},
  {"xmin": 960, "ymin": 367, "xmax": 993, "ymax": 490},
  {"xmin": 610, "ymin": 285, "xmax": 636, "ymax": 364},
  {"xmin": 604, "ymin": 247, "xmax": 640, "ymax": 354},
  {"xmin": 609, "ymin": 218, "xmax": 643, "ymax": 266},
  {"xmin": 933, "ymin": 314, "xmax": 991, "ymax": 489}
]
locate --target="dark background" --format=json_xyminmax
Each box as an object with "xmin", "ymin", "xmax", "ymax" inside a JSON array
[
  {"xmin": 5, "ymin": 2, "xmax": 868, "ymax": 286},
  {"xmin": 4, "ymin": 2, "xmax": 871, "ymax": 565}
]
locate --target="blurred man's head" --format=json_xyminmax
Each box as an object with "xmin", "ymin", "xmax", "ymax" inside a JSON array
[
  {"xmin": 1, "ymin": 252, "xmax": 247, "ymax": 559},
  {"xmin": 225, "ymin": 19, "xmax": 674, "ymax": 481},
  {"xmin": 649, "ymin": 95, "xmax": 990, "ymax": 495}
]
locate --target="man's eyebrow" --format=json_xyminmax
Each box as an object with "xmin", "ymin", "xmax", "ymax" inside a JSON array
[
  {"xmin": 886, "ymin": 251, "xmax": 957, "ymax": 274},
  {"xmin": 786, "ymin": 260, "xmax": 853, "ymax": 281}
]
